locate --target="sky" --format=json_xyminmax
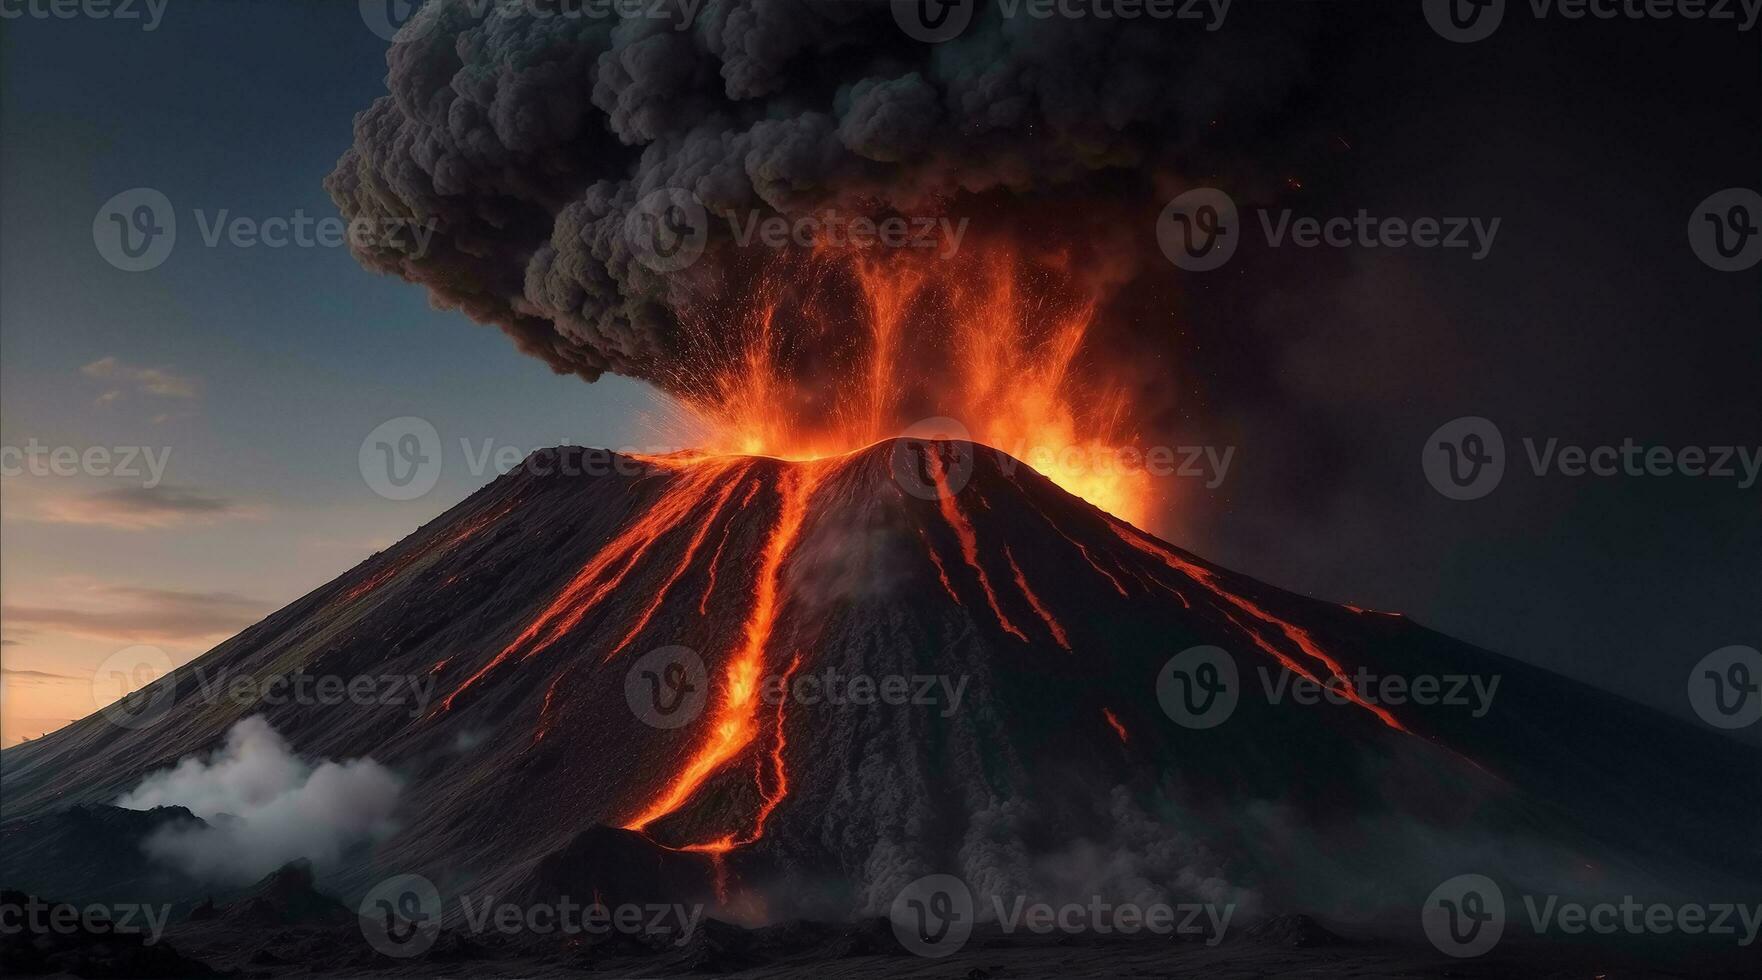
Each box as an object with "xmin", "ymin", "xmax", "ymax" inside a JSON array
[
  {"xmin": 0, "ymin": 2, "xmax": 668, "ymax": 744},
  {"xmin": 1161, "ymin": 10, "xmax": 1762, "ymax": 742},
  {"xmin": 2, "ymin": 1, "xmax": 1758, "ymax": 747}
]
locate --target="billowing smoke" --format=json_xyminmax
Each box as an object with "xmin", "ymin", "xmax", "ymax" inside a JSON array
[
  {"xmin": 954, "ymin": 786, "xmax": 1259, "ymax": 920},
  {"xmin": 115, "ymin": 715, "xmax": 403, "ymax": 884},
  {"xmin": 327, "ymin": 0, "xmax": 1315, "ymax": 395}
]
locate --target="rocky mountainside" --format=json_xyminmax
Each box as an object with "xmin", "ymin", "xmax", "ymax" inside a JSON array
[{"xmin": 4, "ymin": 440, "xmax": 1758, "ymax": 927}]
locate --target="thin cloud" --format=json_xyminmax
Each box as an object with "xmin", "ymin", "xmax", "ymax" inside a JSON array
[
  {"xmin": 0, "ymin": 667, "xmax": 83, "ymax": 683},
  {"xmin": 37, "ymin": 485, "xmax": 257, "ymax": 530},
  {"xmin": 81, "ymin": 357, "xmax": 199, "ymax": 406},
  {"xmin": 2, "ymin": 584, "xmax": 269, "ymax": 644}
]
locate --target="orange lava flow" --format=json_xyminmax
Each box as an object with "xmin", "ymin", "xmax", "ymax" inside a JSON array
[
  {"xmin": 916, "ymin": 527, "xmax": 963, "ymax": 604},
  {"xmin": 1075, "ymin": 540, "xmax": 1130, "ymax": 597},
  {"xmin": 1007, "ymin": 473, "xmax": 1132, "ymax": 598},
  {"xmin": 926, "ymin": 448, "xmax": 1029, "ymax": 642},
  {"xmin": 1345, "ymin": 603, "xmax": 1405, "ymax": 618},
  {"xmin": 1110, "ymin": 522, "xmax": 1407, "ymax": 733},
  {"xmin": 531, "ymin": 668, "xmax": 572, "ymax": 745},
  {"xmin": 606, "ymin": 473, "xmax": 747, "ymax": 660},
  {"xmin": 439, "ymin": 461, "xmax": 740, "ymax": 712},
  {"xmin": 1102, "ymin": 707, "xmax": 1130, "ymax": 743},
  {"xmin": 1006, "ymin": 545, "xmax": 1071, "ymax": 651},
  {"xmin": 663, "ymin": 654, "xmax": 803, "ymax": 858},
  {"xmin": 699, "ymin": 523, "xmax": 738, "ymax": 615},
  {"xmin": 528, "ymin": 463, "xmax": 753, "ymax": 663},
  {"xmin": 743, "ymin": 652, "xmax": 802, "ymax": 845},
  {"xmin": 1128, "ymin": 565, "xmax": 1192, "ymax": 609},
  {"xmin": 700, "ymin": 479, "xmax": 762, "ymax": 615},
  {"xmin": 706, "ymin": 852, "xmax": 731, "ymax": 903},
  {"xmin": 623, "ymin": 461, "xmax": 832, "ymax": 833},
  {"xmin": 661, "ymin": 243, "xmax": 1154, "ymax": 526}
]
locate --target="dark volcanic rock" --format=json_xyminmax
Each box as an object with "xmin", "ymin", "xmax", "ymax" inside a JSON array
[
  {"xmin": 516, "ymin": 825, "xmax": 717, "ymax": 909},
  {"xmin": 671, "ymin": 917, "xmax": 765, "ymax": 973},
  {"xmin": 424, "ymin": 929, "xmax": 489, "ymax": 963},
  {"xmin": 1240, "ymin": 913, "xmax": 1344, "ymax": 948},
  {"xmin": 819, "ymin": 918, "xmax": 902, "ymax": 958},
  {"xmin": 3, "ymin": 438, "xmax": 1759, "ymax": 950},
  {"xmin": 0, "ymin": 889, "xmax": 218, "ymax": 977},
  {"xmin": 0, "ymin": 805, "xmax": 205, "ymax": 906},
  {"xmin": 221, "ymin": 860, "xmax": 352, "ymax": 927}
]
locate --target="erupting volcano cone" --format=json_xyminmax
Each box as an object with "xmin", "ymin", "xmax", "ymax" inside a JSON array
[{"xmin": 5, "ymin": 440, "xmax": 1759, "ymax": 921}]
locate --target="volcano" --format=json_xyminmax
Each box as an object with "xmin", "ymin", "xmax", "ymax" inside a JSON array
[{"xmin": 4, "ymin": 440, "xmax": 1759, "ymax": 969}]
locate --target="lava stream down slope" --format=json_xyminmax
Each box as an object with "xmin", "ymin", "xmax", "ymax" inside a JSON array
[{"xmin": 4, "ymin": 439, "xmax": 1758, "ymax": 922}]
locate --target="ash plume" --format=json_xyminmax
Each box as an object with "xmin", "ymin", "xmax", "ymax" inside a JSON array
[{"xmin": 327, "ymin": 0, "xmax": 1316, "ymax": 392}]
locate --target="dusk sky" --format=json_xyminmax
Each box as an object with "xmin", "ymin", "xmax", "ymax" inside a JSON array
[
  {"xmin": 0, "ymin": 3, "xmax": 668, "ymax": 744},
  {"xmin": 2, "ymin": 2, "xmax": 1757, "ymax": 748}
]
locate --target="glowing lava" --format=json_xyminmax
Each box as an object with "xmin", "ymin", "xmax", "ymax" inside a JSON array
[
  {"xmin": 410, "ymin": 432, "xmax": 1421, "ymax": 883},
  {"xmin": 440, "ymin": 460, "xmax": 747, "ymax": 712},
  {"xmin": 623, "ymin": 460, "xmax": 835, "ymax": 833},
  {"xmin": 660, "ymin": 243, "xmax": 1155, "ymax": 527},
  {"xmin": 605, "ymin": 474, "xmax": 746, "ymax": 660},
  {"xmin": 1109, "ymin": 521, "xmax": 1407, "ymax": 733},
  {"xmin": 1102, "ymin": 707, "xmax": 1130, "ymax": 743},
  {"xmin": 1007, "ymin": 471, "xmax": 1133, "ymax": 597},
  {"xmin": 1006, "ymin": 545, "xmax": 1071, "ymax": 651},
  {"xmin": 926, "ymin": 447, "xmax": 1029, "ymax": 642},
  {"xmin": 700, "ymin": 479, "xmax": 761, "ymax": 614},
  {"xmin": 917, "ymin": 526, "xmax": 962, "ymax": 604},
  {"xmin": 744, "ymin": 652, "xmax": 803, "ymax": 845}
]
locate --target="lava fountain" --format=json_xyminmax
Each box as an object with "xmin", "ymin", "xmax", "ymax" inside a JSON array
[{"xmin": 652, "ymin": 237, "xmax": 1157, "ymax": 529}]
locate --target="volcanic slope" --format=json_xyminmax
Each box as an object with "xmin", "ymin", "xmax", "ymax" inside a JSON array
[{"xmin": 4, "ymin": 440, "xmax": 1758, "ymax": 920}]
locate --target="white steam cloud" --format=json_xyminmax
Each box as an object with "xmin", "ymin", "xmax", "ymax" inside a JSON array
[{"xmin": 115, "ymin": 715, "xmax": 402, "ymax": 884}]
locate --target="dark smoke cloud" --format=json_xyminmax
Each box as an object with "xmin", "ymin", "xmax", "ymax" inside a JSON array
[{"xmin": 328, "ymin": 0, "xmax": 1315, "ymax": 390}]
